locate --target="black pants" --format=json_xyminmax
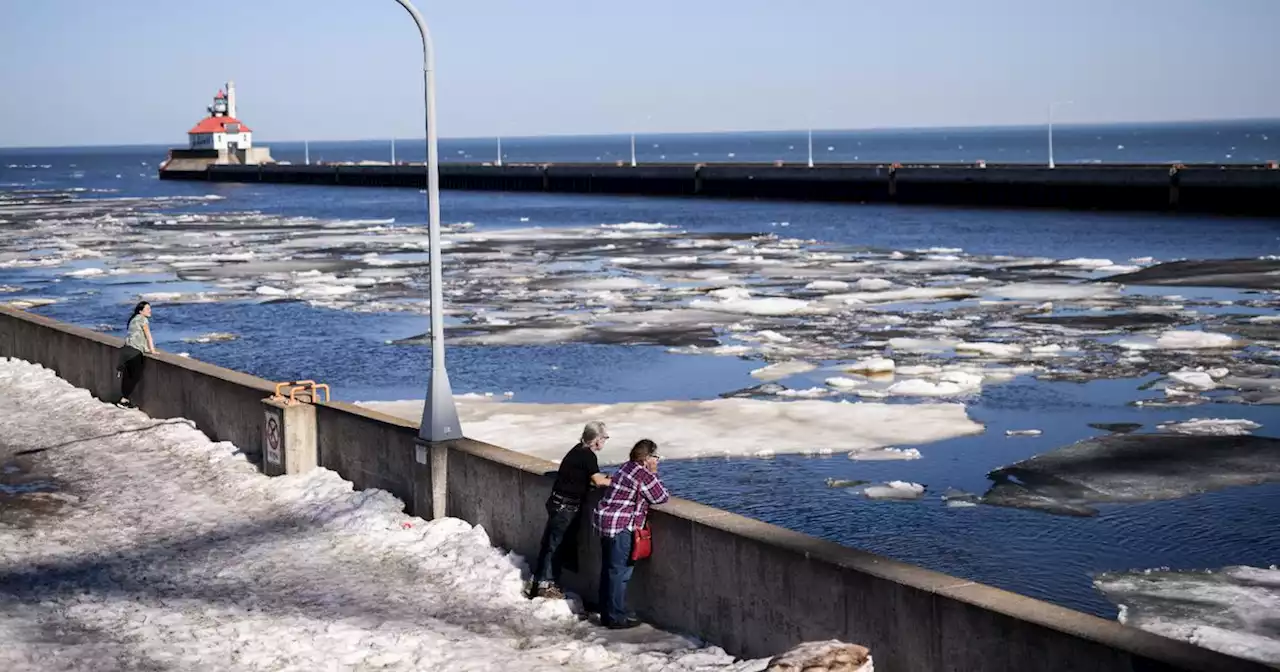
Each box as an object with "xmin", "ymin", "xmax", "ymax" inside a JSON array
[
  {"xmin": 118, "ymin": 347, "xmax": 144, "ymax": 400},
  {"xmin": 533, "ymin": 494, "xmax": 580, "ymax": 584}
]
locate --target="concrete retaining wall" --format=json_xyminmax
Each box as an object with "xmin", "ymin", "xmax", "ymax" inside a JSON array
[
  {"xmin": 158, "ymin": 161, "xmax": 1280, "ymax": 215},
  {"xmin": 0, "ymin": 304, "xmax": 1268, "ymax": 671}
]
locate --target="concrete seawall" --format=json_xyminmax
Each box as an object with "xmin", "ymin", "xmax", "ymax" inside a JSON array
[
  {"xmin": 1, "ymin": 303, "xmax": 1269, "ymax": 671},
  {"xmin": 159, "ymin": 162, "xmax": 1280, "ymax": 215}
]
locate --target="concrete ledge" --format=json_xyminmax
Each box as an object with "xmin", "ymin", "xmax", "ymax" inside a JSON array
[{"xmin": 0, "ymin": 305, "xmax": 1269, "ymax": 671}]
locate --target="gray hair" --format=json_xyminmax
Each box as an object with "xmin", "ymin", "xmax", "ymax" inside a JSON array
[{"xmin": 581, "ymin": 421, "xmax": 608, "ymax": 444}]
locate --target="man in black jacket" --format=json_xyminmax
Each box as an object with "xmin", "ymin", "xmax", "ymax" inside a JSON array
[{"xmin": 529, "ymin": 421, "xmax": 612, "ymax": 599}]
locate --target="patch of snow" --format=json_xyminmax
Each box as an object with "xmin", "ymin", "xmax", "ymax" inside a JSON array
[{"xmin": 0, "ymin": 358, "xmax": 766, "ymax": 672}]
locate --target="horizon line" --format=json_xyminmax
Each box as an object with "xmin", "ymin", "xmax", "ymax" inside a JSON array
[{"xmin": 3, "ymin": 115, "xmax": 1278, "ymax": 152}]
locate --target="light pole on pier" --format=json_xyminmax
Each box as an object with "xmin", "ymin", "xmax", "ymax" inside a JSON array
[
  {"xmin": 807, "ymin": 128, "xmax": 814, "ymax": 168},
  {"xmin": 1048, "ymin": 100, "xmax": 1073, "ymax": 169},
  {"xmin": 392, "ymin": 0, "xmax": 462, "ymax": 446},
  {"xmin": 496, "ymin": 136, "xmax": 502, "ymax": 167},
  {"xmin": 630, "ymin": 132, "xmax": 637, "ymax": 167}
]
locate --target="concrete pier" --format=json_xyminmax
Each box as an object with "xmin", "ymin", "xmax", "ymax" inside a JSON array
[
  {"xmin": 2, "ymin": 303, "xmax": 1272, "ymax": 672},
  {"xmin": 159, "ymin": 161, "xmax": 1280, "ymax": 215}
]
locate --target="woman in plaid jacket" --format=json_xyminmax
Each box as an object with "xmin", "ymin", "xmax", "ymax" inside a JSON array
[{"xmin": 591, "ymin": 439, "xmax": 669, "ymax": 629}]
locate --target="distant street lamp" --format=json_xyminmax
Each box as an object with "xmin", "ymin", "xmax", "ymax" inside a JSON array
[
  {"xmin": 630, "ymin": 132, "xmax": 637, "ymax": 167},
  {"xmin": 1048, "ymin": 100, "xmax": 1073, "ymax": 169},
  {"xmin": 392, "ymin": 0, "xmax": 462, "ymax": 444},
  {"xmin": 807, "ymin": 128, "xmax": 814, "ymax": 168},
  {"xmin": 496, "ymin": 136, "xmax": 503, "ymax": 167}
]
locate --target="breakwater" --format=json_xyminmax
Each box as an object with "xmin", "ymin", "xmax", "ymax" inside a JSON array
[
  {"xmin": 159, "ymin": 160, "xmax": 1280, "ymax": 215},
  {"xmin": 1, "ymin": 303, "xmax": 1270, "ymax": 672}
]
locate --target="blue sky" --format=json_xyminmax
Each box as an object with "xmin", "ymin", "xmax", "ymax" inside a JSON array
[{"xmin": 1, "ymin": 0, "xmax": 1277, "ymax": 147}]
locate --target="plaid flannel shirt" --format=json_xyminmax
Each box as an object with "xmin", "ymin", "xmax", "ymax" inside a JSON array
[{"xmin": 591, "ymin": 460, "xmax": 670, "ymax": 537}]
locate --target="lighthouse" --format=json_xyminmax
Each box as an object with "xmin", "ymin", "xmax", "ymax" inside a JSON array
[{"xmin": 184, "ymin": 80, "xmax": 272, "ymax": 165}]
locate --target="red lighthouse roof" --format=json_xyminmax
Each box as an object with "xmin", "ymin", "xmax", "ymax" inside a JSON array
[
  {"xmin": 215, "ymin": 90, "xmax": 226, "ymax": 99},
  {"xmin": 187, "ymin": 116, "xmax": 252, "ymax": 135}
]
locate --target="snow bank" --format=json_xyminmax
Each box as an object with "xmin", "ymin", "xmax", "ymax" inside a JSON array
[
  {"xmin": 0, "ymin": 358, "xmax": 765, "ymax": 672},
  {"xmin": 364, "ymin": 397, "xmax": 983, "ymax": 464}
]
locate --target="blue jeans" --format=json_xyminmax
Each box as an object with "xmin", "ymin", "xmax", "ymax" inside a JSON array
[
  {"xmin": 534, "ymin": 499, "xmax": 578, "ymax": 584},
  {"xmin": 598, "ymin": 531, "xmax": 634, "ymax": 624}
]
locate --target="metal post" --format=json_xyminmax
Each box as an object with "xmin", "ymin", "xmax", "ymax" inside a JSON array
[
  {"xmin": 1048, "ymin": 100, "xmax": 1073, "ymax": 169},
  {"xmin": 391, "ymin": 138, "xmax": 396, "ymax": 165},
  {"xmin": 807, "ymin": 128, "xmax": 814, "ymax": 168},
  {"xmin": 304, "ymin": 139, "xmax": 310, "ymax": 165},
  {"xmin": 496, "ymin": 136, "xmax": 502, "ymax": 167},
  {"xmin": 630, "ymin": 132, "xmax": 636, "ymax": 167},
  {"xmin": 393, "ymin": 0, "xmax": 462, "ymax": 444}
]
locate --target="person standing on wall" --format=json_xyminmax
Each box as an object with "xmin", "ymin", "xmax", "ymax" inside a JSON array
[
  {"xmin": 592, "ymin": 439, "xmax": 668, "ymax": 630},
  {"xmin": 117, "ymin": 301, "xmax": 154, "ymax": 409},
  {"xmin": 528, "ymin": 421, "xmax": 613, "ymax": 599}
]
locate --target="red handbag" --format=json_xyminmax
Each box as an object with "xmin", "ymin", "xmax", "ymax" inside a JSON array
[{"xmin": 631, "ymin": 523, "xmax": 652, "ymax": 561}]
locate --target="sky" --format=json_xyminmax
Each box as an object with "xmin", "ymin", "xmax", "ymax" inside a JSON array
[{"xmin": 1, "ymin": 0, "xmax": 1278, "ymax": 148}]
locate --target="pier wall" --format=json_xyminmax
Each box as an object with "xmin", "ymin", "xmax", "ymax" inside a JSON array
[
  {"xmin": 159, "ymin": 161, "xmax": 1280, "ymax": 215},
  {"xmin": 1, "ymin": 303, "xmax": 1270, "ymax": 672}
]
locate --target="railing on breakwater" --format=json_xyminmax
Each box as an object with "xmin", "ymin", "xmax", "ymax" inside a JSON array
[{"xmin": 158, "ymin": 161, "xmax": 1280, "ymax": 215}]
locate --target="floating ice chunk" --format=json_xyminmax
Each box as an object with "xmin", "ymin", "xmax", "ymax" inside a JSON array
[
  {"xmin": 850, "ymin": 447, "xmax": 922, "ymax": 461},
  {"xmin": 775, "ymin": 387, "xmax": 834, "ymax": 398},
  {"xmin": 755, "ymin": 330, "xmax": 792, "ymax": 343},
  {"xmin": 845, "ymin": 357, "xmax": 895, "ymax": 374},
  {"xmin": 691, "ymin": 288, "xmax": 819, "ymax": 316},
  {"xmin": 1029, "ymin": 344, "xmax": 1064, "ymax": 356},
  {"xmin": 1158, "ymin": 418, "xmax": 1262, "ymax": 436},
  {"xmin": 917, "ymin": 247, "xmax": 963, "ymax": 254},
  {"xmin": 804, "ymin": 279, "xmax": 850, "ymax": 292},
  {"xmin": 1094, "ymin": 566, "xmax": 1280, "ymax": 666},
  {"xmin": 750, "ymin": 360, "xmax": 817, "ymax": 381},
  {"xmin": 180, "ymin": 332, "xmax": 239, "ymax": 344},
  {"xmin": 1250, "ymin": 315, "xmax": 1280, "ymax": 325},
  {"xmin": 1129, "ymin": 256, "xmax": 1156, "ymax": 264},
  {"xmin": 827, "ymin": 286, "xmax": 972, "ymax": 305},
  {"xmin": 1095, "ymin": 265, "xmax": 1142, "ymax": 274},
  {"xmin": 1060, "ymin": 258, "xmax": 1114, "ymax": 268},
  {"xmin": 853, "ymin": 277, "xmax": 894, "ymax": 291},
  {"xmin": 1168, "ymin": 371, "xmax": 1217, "ymax": 390},
  {"xmin": 1005, "ymin": 429, "xmax": 1043, "ymax": 437},
  {"xmin": 888, "ymin": 337, "xmax": 957, "ymax": 354},
  {"xmin": 864, "ymin": 481, "xmax": 926, "ymax": 499},
  {"xmin": 1155, "ymin": 331, "xmax": 1237, "ymax": 350},
  {"xmin": 986, "ymin": 283, "xmax": 1121, "ymax": 301},
  {"xmin": 825, "ymin": 376, "xmax": 864, "ymax": 389},
  {"xmin": 854, "ymin": 389, "xmax": 889, "ymax": 399},
  {"xmin": 956, "ymin": 342, "xmax": 1024, "ymax": 358},
  {"xmin": 600, "ymin": 222, "xmax": 671, "ymax": 230},
  {"xmin": 255, "ymin": 285, "xmax": 288, "ymax": 297},
  {"xmin": 1207, "ymin": 368, "xmax": 1230, "ymax": 379},
  {"xmin": 65, "ymin": 267, "xmax": 105, "ymax": 277},
  {"xmin": 365, "ymin": 397, "xmax": 982, "ymax": 463},
  {"xmin": 895, "ymin": 364, "xmax": 943, "ymax": 376},
  {"xmin": 886, "ymin": 371, "xmax": 982, "ymax": 397}
]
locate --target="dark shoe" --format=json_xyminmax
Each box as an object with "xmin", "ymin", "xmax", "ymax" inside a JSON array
[
  {"xmin": 605, "ymin": 617, "xmax": 642, "ymax": 630},
  {"xmin": 538, "ymin": 583, "xmax": 566, "ymax": 599},
  {"xmin": 117, "ymin": 398, "xmax": 136, "ymax": 409}
]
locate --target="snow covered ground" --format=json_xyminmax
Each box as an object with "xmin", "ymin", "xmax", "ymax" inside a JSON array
[{"xmin": 0, "ymin": 358, "xmax": 771, "ymax": 671}]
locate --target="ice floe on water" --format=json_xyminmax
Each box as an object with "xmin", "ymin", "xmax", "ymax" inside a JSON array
[
  {"xmin": 863, "ymin": 481, "xmax": 926, "ymax": 500},
  {"xmin": 3, "ymin": 186, "xmax": 1279, "ymax": 403},
  {"xmin": 0, "ymin": 358, "xmax": 766, "ymax": 671},
  {"xmin": 983, "ymin": 434, "xmax": 1280, "ymax": 516},
  {"xmin": 1094, "ymin": 566, "xmax": 1280, "ymax": 665},
  {"xmin": 1156, "ymin": 418, "xmax": 1262, "ymax": 436},
  {"xmin": 362, "ymin": 397, "xmax": 983, "ymax": 464}
]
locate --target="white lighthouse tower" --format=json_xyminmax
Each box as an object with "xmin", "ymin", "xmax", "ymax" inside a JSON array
[{"xmin": 185, "ymin": 80, "xmax": 272, "ymax": 165}]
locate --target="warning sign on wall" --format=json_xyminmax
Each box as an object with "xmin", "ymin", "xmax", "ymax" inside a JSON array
[{"xmin": 264, "ymin": 410, "xmax": 282, "ymax": 466}]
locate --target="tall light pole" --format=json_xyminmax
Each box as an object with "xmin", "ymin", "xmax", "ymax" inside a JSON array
[
  {"xmin": 391, "ymin": 137, "xmax": 396, "ymax": 164},
  {"xmin": 1048, "ymin": 100, "xmax": 1073, "ymax": 169},
  {"xmin": 807, "ymin": 128, "xmax": 814, "ymax": 168},
  {"xmin": 630, "ymin": 132, "xmax": 637, "ymax": 167},
  {"xmin": 496, "ymin": 136, "xmax": 502, "ymax": 167},
  {"xmin": 393, "ymin": 0, "xmax": 462, "ymax": 445}
]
